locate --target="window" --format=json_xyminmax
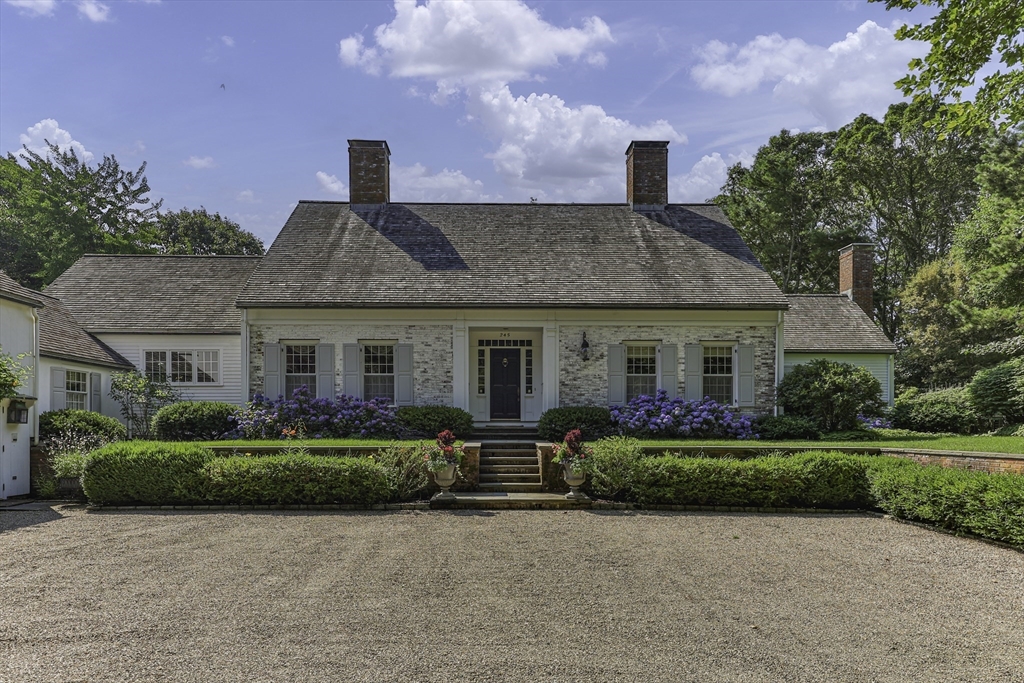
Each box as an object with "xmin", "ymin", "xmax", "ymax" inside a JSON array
[
  {"xmin": 363, "ymin": 344, "xmax": 395, "ymax": 402},
  {"xmin": 146, "ymin": 350, "xmax": 220, "ymax": 385},
  {"xmin": 285, "ymin": 345, "xmax": 316, "ymax": 397},
  {"xmin": 626, "ymin": 345, "xmax": 657, "ymax": 401},
  {"xmin": 702, "ymin": 345, "xmax": 734, "ymax": 404},
  {"xmin": 65, "ymin": 370, "xmax": 88, "ymax": 410}
]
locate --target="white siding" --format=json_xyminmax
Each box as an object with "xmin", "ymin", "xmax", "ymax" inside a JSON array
[
  {"xmin": 784, "ymin": 352, "xmax": 894, "ymax": 405},
  {"xmin": 0, "ymin": 297, "xmax": 37, "ymax": 498},
  {"xmin": 37, "ymin": 357, "xmax": 122, "ymax": 421},
  {"xmin": 95, "ymin": 333, "xmax": 244, "ymax": 405}
]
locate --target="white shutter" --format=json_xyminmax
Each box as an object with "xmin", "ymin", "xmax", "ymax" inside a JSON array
[
  {"xmin": 395, "ymin": 344, "xmax": 414, "ymax": 405},
  {"xmin": 738, "ymin": 345, "xmax": 755, "ymax": 406},
  {"xmin": 89, "ymin": 372, "xmax": 101, "ymax": 412},
  {"xmin": 263, "ymin": 344, "xmax": 283, "ymax": 399},
  {"xmin": 607, "ymin": 344, "xmax": 625, "ymax": 405},
  {"xmin": 316, "ymin": 343, "xmax": 336, "ymax": 400},
  {"xmin": 659, "ymin": 344, "xmax": 678, "ymax": 399},
  {"xmin": 342, "ymin": 344, "xmax": 361, "ymax": 398},
  {"xmin": 51, "ymin": 367, "xmax": 67, "ymax": 411},
  {"xmin": 684, "ymin": 344, "xmax": 702, "ymax": 401}
]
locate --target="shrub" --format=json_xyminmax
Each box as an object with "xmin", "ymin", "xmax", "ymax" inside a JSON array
[
  {"xmin": 396, "ymin": 405, "xmax": 474, "ymax": 439},
  {"xmin": 231, "ymin": 386, "xmax": 398, "ymax": 439},
  {"xmin": 819, "ymin": 429, "xmax": 878, "ymax": 441},
  {"xmin": 537, "ymin": 407, "xmax": 615, "ymax": 442},
  {"xmin": 752, "ymin": 415, "xmax": 820, "ymax": 440},
  {"xmin": 968, "ymin": 358, "xmax": 1024, "ymax": 423},
  {"xmin": 777, "ymin": 359, "xmax": 884, "ymax": 433},
  {"xmin": 587, "ymin": 436, "xmax": 646, "ymax": 501},
  {"xmin": 866, "ymin": 458, "xmax": 1024, "ymax": 547},
  {"xmin": 82, "ymin": 442, "xmax": 214, "ymax": 505},
  {"xmin": 153, "ymin": 401, "xmax": 239, "ymax": 441},
  {"xmin": 627, "ymin": 452, "xmax": 870, "ymax": 508},
  {"xmin": 611, "ymin": 390, "xmax": 756, "ymax": 439},
  {"xmin": 891, "ymin": 386, "xmax": 988, "ymax": 434},
  {"xmin": 39, "ymin": 409, "xmax": 126, "ymax": 442},
  {"xmin": 373, "ymin": 443, "xmax": 431, "ymax": 502},
  {"xmin": 109, "ymin": 370, "xmax": 178, "ymax": 439},
  {"xmin": 203, "ymin": 455, "xmax": 390, "ymax": 505}
]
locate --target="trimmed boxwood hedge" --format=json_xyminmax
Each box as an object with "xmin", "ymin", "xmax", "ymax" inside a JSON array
[
  {"xmin": 203, "ymin": 455, "xmax": 390, "ymax": 505},
  {"xmin": 39, "ymin": 409, "xmax": 126, "ymax": 442},
  {"xmin": 537, "ymin": 407, "xmax": 615, "ymax": 442},
  {"xmin": 83, "ymin": 442, "xmax": 213, "ymax": 505},
  {"xmin": 396, "ymin": 405, "xmax": 474, "ymax": 439},
  {"xmin": 153, "ymin": 401, "xmax": 239, "ymax": 441}
]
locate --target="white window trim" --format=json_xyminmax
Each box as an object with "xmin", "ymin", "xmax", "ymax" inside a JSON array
[
  {"xmin": 143, "ymin": 349, "xmax": 223, "ymax": 386},
  {"xmin": 360, "ymin": 340, "xmax": 397, "ymax": 405},
  {"xmin": 700, "ymin": 342, "xmax": 738, "ymax": 406},
  {"xmin": 282, "ymin": 341, "xmax": 318, "ymax": 398},
  {"xmin": 65, "ymin": 369, "xmax": 89, "ymax": 411},
  {"xmin": 624, "ymin": 342, "xmax": 661, "ymax": 401}
]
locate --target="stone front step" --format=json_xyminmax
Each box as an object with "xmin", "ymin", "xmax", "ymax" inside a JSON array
[
  {"xmin": 479, "ymin": 466, "xmax": 540, "ymax": 476},
  {"xmin": 476, "ymin": 440, "xmax": 544, "ymax": 492},
  {"xmin": 477, "ymin": 482, "xmax": 545, "ymax": 493},
  {"xmin": 479, "ymin": 456, "xmax": 538, "ymax": 466},
  {"xmin": 479, "ymin": 473, "xmax": 541, "ymax": 484}
]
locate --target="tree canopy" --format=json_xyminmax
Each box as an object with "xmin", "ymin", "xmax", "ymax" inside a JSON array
[{"xmin": 155, "ymin": 207, "xmax": 263, "ymax": 256}]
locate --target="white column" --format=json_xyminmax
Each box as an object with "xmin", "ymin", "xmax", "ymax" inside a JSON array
[
  {"xmin": 452, "ymin": 317, "xmax": 468, "ymax": 410},
  {"xmin": 542, "ymin": 321, "xmax": 559, "ymax": 411}
]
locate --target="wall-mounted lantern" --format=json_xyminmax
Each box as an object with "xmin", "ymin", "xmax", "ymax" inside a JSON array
[
  {"xmin": 579, "ymin": 332, "xmax": 590, "ymax": 361},
  {"xmin": 6, "ymin": 400, "xmax": 29, "ymax": 424}
]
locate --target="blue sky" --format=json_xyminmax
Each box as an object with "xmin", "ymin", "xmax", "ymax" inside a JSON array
[{"xmin": 1, "ymin": 0, "xmax": 927, "ymax": 245}]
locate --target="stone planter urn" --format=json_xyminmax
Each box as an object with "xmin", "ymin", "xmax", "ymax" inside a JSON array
[
  {"xmin": 432, "ymin": 463, "xmax": 458, "ymax": 500},
  {"xmin": 562, "ymin": 464, "xmax": 588, "ymax": 500}
]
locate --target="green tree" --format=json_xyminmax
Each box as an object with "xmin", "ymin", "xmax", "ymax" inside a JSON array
[
  {"xmin": 109, "ymin": 370, "xmax": 178, "ymax": 439},
  {"xmin": 874, "ymin": 0, "xmax": 1024, "ymax": 132},
  {"xmin": 714, "ymin": 130, "xmax": 865, "ymax": 294},
  {"xmin": 155, "ymin": 207, "xmax": 264, "ymax": 256},
  {"xmin": 0, "ymin": 143, "xmax": 161, "ymax": 289}
]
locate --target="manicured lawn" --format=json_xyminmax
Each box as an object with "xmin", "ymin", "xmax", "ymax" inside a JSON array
[
  {"xmin": 196, "ymin": 438, "xmax": 429, "ymax": 449},
  {"xmin": 636, "ymin": 435, "xmax": 1024, "ymax": 454}
]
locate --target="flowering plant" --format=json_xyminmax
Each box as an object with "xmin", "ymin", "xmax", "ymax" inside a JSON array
[
  {"xmin": 229, "ymin": 386, "xmax": 398, "ymax": 439},
  {"xmin": 552, "ymin": 429, "xmax": 594, "ymax": 473},
  {"xmin": 610, "ymin": 390, "xmax": 756, "ymax": 439},
  {"xmin": 857, "ymin": 413, "xmax": 892, "ymax": 429},
  {"xmin": 423, "ymin": 430, "xmax": 464, "ymax": 473}
]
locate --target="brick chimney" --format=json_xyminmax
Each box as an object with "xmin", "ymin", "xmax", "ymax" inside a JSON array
[
  {"xmin": 626, "ymin": 141, "xmax": 669, "ymax": 209},
  {"xmin": 839, "ymin": 243, "xmax": 874, "ymax": 319},
  {"xmin": 348, "ymin": 139, "xmax": 390, "ymax": 207}
]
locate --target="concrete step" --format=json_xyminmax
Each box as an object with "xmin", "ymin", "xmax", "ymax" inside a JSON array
[
  {"xmin": 479, "ymin": 447, "xmax": 537, "ymax": 456},
  {"xmin": 479, "ymin": 457, "xmax": 539, "ymax": 466},
  {"xmin": 477, "ymin": 482, "xmax": 545, "ymax": 493},
  {"xmin": 479, "ymin": 466, "xmax": 540, "ymax": 476},
  {"xmin": 479, "ymin": 473, "xmax": 542, "ymax": 484}
]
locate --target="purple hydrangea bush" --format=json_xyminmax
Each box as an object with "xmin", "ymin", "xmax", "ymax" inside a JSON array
[
  {"xmin": 230, "ymin": 386, "xmax": 398, "ymax": 439},
  {"xmin": 857, "ymin": 414, "xmax": 893, "ymax": 429},
  {"xmin": 610, "ymin": 389, "xmax": 756, "ymax": 439}
]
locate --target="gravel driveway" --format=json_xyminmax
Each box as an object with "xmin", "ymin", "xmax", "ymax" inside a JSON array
[{"xmin": 1, "ymin": 506, "xmax": 1022, "ymax": 683}]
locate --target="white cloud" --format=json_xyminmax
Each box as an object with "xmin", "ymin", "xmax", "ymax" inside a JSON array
[
  {"xmin": 339, "ymin": 0, "xmax": 612, "ymax": 94},
  {"xmin": 470, "ymin": 85, "xmax": 684, "ymax": 197},
  {"xmin": 184, "ymin": 156, "xmax": 215, "ymax": 169},
  {"xmin": 76, "ymin": 0, "xmax": 110, "ymax": 22},
  {"xmin": 691, "ymin": 20, "xmax": 927, "ymax": 128},
  {"xmin": 221, "ymin": 35, "xmax": 234, "ymax": 47},
  {"xmin": 392, "ymin": 164, "xmax": 495, "ymax": 202},
  {"xmin": 316, "ymin": 171, "xmax": 347, "ymax": 196},
  {"xmin": 236, "ymin": 189, "xmax": 256, "ymax": 203},
  {"xmin": 18, "ymin": 118, "xmax": 93, "ymax": 161},
  {"xmin": 671, "ymin": 151, "xmax": 752, "ymax": 203},
  {"xmin": 5, "ymin": 0, "xmax": 56, "ymax": 17}
]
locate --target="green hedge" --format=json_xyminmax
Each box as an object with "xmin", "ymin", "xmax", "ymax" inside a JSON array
[
  {"xmin": 891, "ymin": 386, "xmax": 988, "ymax": 434},
  {"xmin": 153, "ymin": 401, "xmax": 239, "ymax": 441},
  {"xmin": 203, "ymin": 455, "xmax": 390, "ymax": 505},
  {"xmin": 83, "ymin": 442, "xmax": 213, "ymax": 505},
  {"xmin": 865, "ymin": 457, "xmax": 1024, "ymax": 547},
  {"xmin": 968, "ymin": 358, "xmax": 1024, "ymax": 424},
  {"xmin": 39, "ymin": 409, "xmax": 126, "ymax": 442},
  {"xmin": 537, "ymin": 407, "xmax": 615, "ymax": 442},
  {"xmin": 396, "ymin": 405, "xmax": 474, "ymax": 439},
  {"xmin": 753, "ymin": 415, "xmax": 820, "ymax": 440}
]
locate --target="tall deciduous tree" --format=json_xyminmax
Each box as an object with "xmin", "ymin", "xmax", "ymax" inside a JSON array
[
  {"xmin": 155, "ymin": 207, "xmax": 264, "ymax": 256},
  {"xmin": 874, "ymin": 0, "xmax": 1024, "ymax": 132},
  {"xmin": 714, "ymin": 130, "xmax": 865, "ymax": 295},
  {"xmin": 0, "ymin": 143, "xmax": 161, "ymax": 289}
]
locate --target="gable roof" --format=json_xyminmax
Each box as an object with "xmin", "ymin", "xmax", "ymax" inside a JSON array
[
  {"xmin": 0, "ymin": 271, "xmax": 45, "ymax": 308},
  {"xmin": 785, "ymin": 295, "xmax": 896, "ymax": 354},
  {"xmin": 38, "ymin": 294, "xmax": 134, "ymax": 369},
  {"xmin": 46, "ymin": 255, "xmax": 262, "ymax": 334},
  {"xmin": 237, "ymin": 202, "xmax": 788, "ymax": 310}
]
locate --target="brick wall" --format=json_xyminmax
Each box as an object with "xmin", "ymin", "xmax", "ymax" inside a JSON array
[
  {"xmin": 885, "ymin": 450, "xmax": 1024, "ymax": 475},
  {"xmin": 558, "ymin": 323, "xmax": 777, "ymax": 413},
  {"xmin": 626, "ymin": 141, "xmax": 669, "ymax": 207},
  {"xmin": 839, "ymin": 244, "xmax": 874, "ymax": 318}
]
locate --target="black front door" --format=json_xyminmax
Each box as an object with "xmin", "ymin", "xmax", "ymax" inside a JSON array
[{"xmin": 490, "ymin": 349, "xmax": 521, "ymax": 420}]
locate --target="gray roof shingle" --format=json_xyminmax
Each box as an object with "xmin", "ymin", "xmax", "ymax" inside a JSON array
[
  {"xmin": 237, "ymin": 202, "xmax": 787, "ymax": 309},
  {"xmin": 46, "ymin": 255, "xmax": 261, "ymax": 334},
  {"xmin": 0, "ymin": 271, "xmax": 45, "ymax": 308},
  {"xmin": 785, "ymin": 295, "xmax": 896, "ymax": 354},
  {"xmin": 38, "ymin": 294, "xmax": 134, "ymax": 369}
]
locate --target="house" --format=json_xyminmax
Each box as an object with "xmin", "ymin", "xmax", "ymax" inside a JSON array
[
  {"xmin": 0, "ymin": 271, "xmax": 44, "ymax": 498},
  {"xmin": 784, "ymin": 244, "xmax": 898, "ymax": 405},
  {"xmin": 44, "ymin": 256, "xmax": 261, "ymax": 409},
  {"xmin": 235, "ymin": 140, "xmax": 789, "ymax": 426}
]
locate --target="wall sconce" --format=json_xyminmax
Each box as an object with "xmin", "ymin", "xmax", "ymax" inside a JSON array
[
  {"xmin": 579, "ymin": 332, "xmax": 590, "ymax": 361},
  {"xmin": 6, "ymin": 400, "xmax": 29, "ymax": 424}
]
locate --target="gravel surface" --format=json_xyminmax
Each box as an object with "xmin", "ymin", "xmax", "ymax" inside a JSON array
[{"xmin": 1, "ymin": 506, "xmax": 1022, "ymax": 683}]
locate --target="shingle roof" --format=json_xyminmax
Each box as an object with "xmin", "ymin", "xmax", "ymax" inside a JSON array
[
  {"xmin": 785, "ymin": 295, "xmax": 896, "ymax": 354},
  {"xmin": 0, "ymin": 271, "xmax": 45, "ymax": 308},
  {"xmin": 237, "ymin": 202, "xmax": 787, "ymax": 309},
  {"xmin": 45, "ymin": 256, "xmax": 262, "ymax": 334},
  {"xmin": 38, "ymin": 294, "xmax": 134, "ymax": 369}
]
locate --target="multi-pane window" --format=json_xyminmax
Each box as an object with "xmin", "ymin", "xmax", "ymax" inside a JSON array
[
  {"xmin": 363, "ymin": 345, "xmax": 395, "ymax": 403},
  {"xmin": 626, "ymin": 345, "xmax": 657, "ymax": 401},
  {"xmin": 65, "ymin": 370, "xmax": 88, "ymax": 410},
  {"xmin": 702, "ymin": 345, "xmax": 734, "ymax": 405},
  {"xmin": 145, "ymin": 350, "xmax": 220, "ymax": 385},
  {"xmin": 285, "ymin": 345, "xmax": 316, "ymax": 397},
  {"xmin": 525, "ymin": 349, "xmax": 534, "ymax": 395},
  {"xmin": 477, "ymin": 349, "xmax": 486, "ymax": 394}
]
